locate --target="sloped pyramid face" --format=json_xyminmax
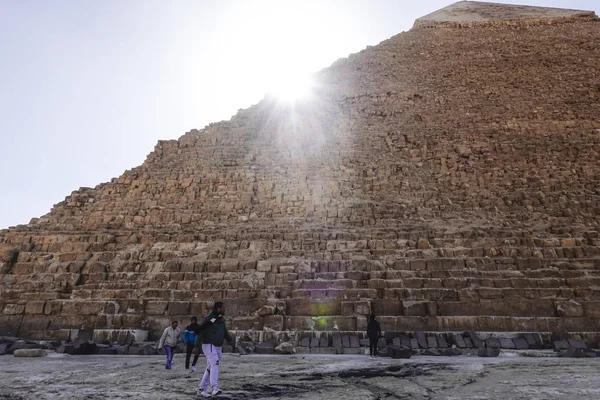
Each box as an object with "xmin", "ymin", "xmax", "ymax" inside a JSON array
[{"xmin": 1, "ymin": 2, "xmax": 600, "ymax": 340}]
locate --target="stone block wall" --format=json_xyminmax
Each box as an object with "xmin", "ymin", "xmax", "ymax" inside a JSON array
[{"xmin": 1, "ymin": 14, "xmax": 600, "ymax": 339}]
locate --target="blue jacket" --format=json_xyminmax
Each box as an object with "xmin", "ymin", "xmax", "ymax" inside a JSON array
[{"xmin": 184, "ymin": 322, "xmax": 199, "ymax": 343}]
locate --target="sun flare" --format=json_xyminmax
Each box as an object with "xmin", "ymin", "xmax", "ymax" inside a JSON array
[{"xmin": 270, "ymin": 73, "xmax": 314, "ymax": 102}]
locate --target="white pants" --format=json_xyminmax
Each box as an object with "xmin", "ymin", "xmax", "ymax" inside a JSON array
[{"xmin": 199, "ymin": 343, "xmax": 222, "ymax": 390}]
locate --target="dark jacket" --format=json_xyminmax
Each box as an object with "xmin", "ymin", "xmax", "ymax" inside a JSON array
[
  {"xmin": 184, "ymin": 322, "xmax": 199, "ymax": 344},
  {"xmin": 194, "ymin": 311, "xmax": 233, "ymax": 347},
  {"xmin": 367, "ymin": 319, "xmax": 381, "ymax": 338}
]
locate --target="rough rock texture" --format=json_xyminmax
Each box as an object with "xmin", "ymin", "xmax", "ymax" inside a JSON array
[
  {"xmin": 1, "ymin": 2, "xmax": 600, "ymax": 340},
  {"xmin": 2, "ymin": 355, "xmax": 600, "ymax": 399}
]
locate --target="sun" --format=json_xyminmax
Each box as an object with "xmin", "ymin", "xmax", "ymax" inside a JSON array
[{"xmin": 270, "ymin": 73, "xmax": 314, "ymax": 102}]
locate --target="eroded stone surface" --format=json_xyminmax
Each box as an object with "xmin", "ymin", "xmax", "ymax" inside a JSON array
[{"xmin": 1, "ymin": 354, "xmax": 600, "ymax": 399}]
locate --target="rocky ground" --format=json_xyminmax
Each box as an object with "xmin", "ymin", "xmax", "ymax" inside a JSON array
[{"xmin": 1, "ymin": 353, "xmax": 600, "ymax": 399}]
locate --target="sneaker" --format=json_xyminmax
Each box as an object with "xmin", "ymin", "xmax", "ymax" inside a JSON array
[
  {"xmin": 198, "ymin": 388, "xmax": 211, "ymax": 398},
  {"xmin": 191, "ymin": 366, "xmax": 197, "ymax": 372},
  {"xmin": 211, "ymin": 388, "xmax": 222, "ymax": 396}
]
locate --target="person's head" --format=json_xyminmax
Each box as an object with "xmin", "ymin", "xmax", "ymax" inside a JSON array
[
  {"xmin": 369, "ymin": 314, "xmax": 376, "ymax": 321},
  {"xmin": 171, "ymin": 320, "xmax": 178, "ymax": 329},
  {"xmin": 191, "ymin": 316, "xmax": 197, "ymax": 323},
  {"xmin": 213, "ymin": 302, "xmax": 225, "ymax": 315}
]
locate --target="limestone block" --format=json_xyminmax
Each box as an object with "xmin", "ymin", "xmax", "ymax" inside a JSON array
[
  {"xmin": 263, "ymin": 315, "xmax": 284, "ymax": 331},
  {"xmin": 3, "ymin": 304, "xmax": 25, "ymax": 315},
  {"xmin": 145, "ymin": 301, "xmax": 168, "ymax": 315},
  {"xmin": 13, "ymin": 349, "xmax": 47, "ymax": 357},
  {"xmin": 24, "ymin": 301, "xmax": 46, "ymax": 315},
  {"xmin": 167, "ymin": 302, "xmax": 189, "ymax": 316},
  {"xmin": 556, "ymin": 300, "xmax": 584, "ymax": 317}
]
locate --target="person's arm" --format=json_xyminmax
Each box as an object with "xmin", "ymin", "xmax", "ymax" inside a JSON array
[
  {"xmin": 183, "ymin": 330, "xmax": 190, "ymax": 343},
  {"xmin": 158, "ymin": 328, "xmax": 168, "ymax": 349},
  {"xmin": 377, "ymin": 321, "xmax": 382, "ymax": 337}
]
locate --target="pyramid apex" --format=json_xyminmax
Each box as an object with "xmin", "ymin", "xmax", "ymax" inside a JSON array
[{"xmin": 414, "ymin": 1, "xmax": 596, "ymax": 29}]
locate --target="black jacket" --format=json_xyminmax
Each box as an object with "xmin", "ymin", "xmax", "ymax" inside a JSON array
[
  {"xmin": 367, "ymin": 319, "xmax": 381, "ymax": 338},
  {"xmin": 193, "ymin": 311, "xmax": 233, "ymax": 347}
]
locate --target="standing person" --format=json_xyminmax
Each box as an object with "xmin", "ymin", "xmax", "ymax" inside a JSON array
[
  {"xmin": 158, "ymin": 320, "xmax": 181, "ymax": 369},
  {"xmin": 367, "ymin": 314, "xmax": 382, "ymax": 358},
  {"xmin": 184, "ymin": 316, "xmax": 200, "ymax": 371},
  {"xmin": 193, "ymin": 302, "xmax": 234, "ymax": 397}
]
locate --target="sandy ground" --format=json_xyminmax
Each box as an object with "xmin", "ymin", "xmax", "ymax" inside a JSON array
[{"xmin": 1, "ymin": 353, "xmax": 600, "ymax": 399}]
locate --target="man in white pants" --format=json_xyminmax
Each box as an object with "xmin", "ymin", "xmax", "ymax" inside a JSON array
[{"xmin": 193, "ymin": 302, "xmax": 233, "ymax": 397}]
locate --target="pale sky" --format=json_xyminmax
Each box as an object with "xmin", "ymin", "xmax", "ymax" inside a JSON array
[{"xmin": 1, "ymin": 0, "xmax": 598, "ymax": 229}]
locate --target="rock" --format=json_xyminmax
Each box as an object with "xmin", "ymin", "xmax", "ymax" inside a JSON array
[
  {"xmin": 0, "ymin": 343, "xmax": 7, "ymax": 355},
  {"xmin": 97, "ymin": 346, "xmax": 118, "ymax": 355},
  {"xmin": 299, "ymin": 338, "xmax": 310, "ymax": 347},
  {"xmin": 415, "ymin": 332, "xmax": 428, "ymax": 348},
  {"xmin": 13, "ymin": 349, "xmax": 47, "ymax": 357},
  {"xmin": 257, "ymin": 306, "xmax": 275, "ymax": 316},
  {"xmin": 453, "ymin": 334, "xmax": 467, "ymax": 348},
  {"xmin": 499, "ymin": 338, "xmax": 516, "ymax": 349},
  {"xmin": 437, "ymin": 335, "xmax": 449, "ymax": 348},
  {"xmin": 255, "ymin": 341, "xmax": 275, "ymax": 354},
  {"xmin": 390, "ymin": 346, "xmax": 412, "ymax": 359},
  {"xmin": 567, "ymin": 339, "xmax": 587, "ymax": 349},
  {"xmin": 376, "ymin": 346, "xmax": 391, "ymax": 358},
  {"xmin": 442, "ymin": 348, "xmax": 462, "ymax": 356},
  {"xmin": 455, "ymin": 145, "xmax": 472, "ymax": 157},
  {"xmin": 523, "ymin": 333, "xmax": 542, "ymax": 349},
  {"xmin": 478, "ymin": 347, "xmax": 500, "ymax": 357},
  {"xmin": 350, "ymin": 336, "xmax": 360, "ymax": 348},
  {"xmin": 238, "ymin": 341, "xmax": 255, "ymax": 353},
  {"xmin": 485, "ymin": 337, "xmax": 501, "ymax": 348},
  {"xmin": 332, "ymin": 336, "xmax": 343, "ymax": 353},
  {"xmin": 423, "ymin": 348, "xmax": 441, "ymax": 356},
  {"xmin": 559, "ymin": 347, "xmax": 586, "ymax": 358},
  {"xmin": 0, "ymin": 336, "xmax": 18, "ymax": 345},
  {"xmin": 410, "ymin": 338, "xmax": 420, "ymax": 349},
  {"xmin": 583, "ymin": 350, "xmax": 597, "ymax": 358},
  {"xmin": 342, "ymin": 335, "xmax": 350, "ymax": 348},
  {"xmin": 417, "ymin": 239, "xmax": 430, "ymax": 249},
  {"xmin": 274, "ymin": 342, "xmax": 296, "ymax": 354},
  {"xmin": 7, "ymin": 340, "xmax": 45, "ymax": 354},
  {"xmin": 553, "ymin": 339, "xmax": 570, "ymax": 350},
  {"xmin": 310, "ymin": 338, "xmax": 320, "ymax": 348},
  {"xmin": 556, "ymin": 300, "xmax": 584, "ymax": 317},
  {"xmin": 128, "ymin": 344, "xmax": 156, "ymax": 355},
  {"xmin": 426, "ymin": 336, "xmax": 438, "ymax": 348},
  {"xmin": 466, "ymin": 331, "xmax": 484, "ymax": 348},
  {"xmin": 551, "ymin": 332, "xmax": 569, "ymax": 342},
  {"xmin": 512, "ymin": 337, "xmax": 529, "ymax": 350},
  {"xmin": 319, "ymin": 337, "xmax": 329, "ymax": 347}
]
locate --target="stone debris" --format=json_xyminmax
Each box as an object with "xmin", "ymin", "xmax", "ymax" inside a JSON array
[
  {"xmin": 478, "ymin": 347, "xmax": 501, "ymax": 357},
  {"xmin": 274, "ymin": 342, "xmax": 296, "ymax": 354}
]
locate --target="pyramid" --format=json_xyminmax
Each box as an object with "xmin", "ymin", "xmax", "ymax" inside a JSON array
[{"xmin": 2, "ymin": 2, "xmax": 600, "ymax": 341}]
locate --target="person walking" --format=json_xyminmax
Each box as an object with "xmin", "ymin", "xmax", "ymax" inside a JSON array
[
  {"xmin": 158, "ymin": 320, "xmax": 181, "ymax": 369},
  {"xmin": 184, "ymin": 316, "xmax": 200, "ymax": 371},
  {"xmin": 193, "ymin": 302, "xmax": 234, "ymax": 397},
  {"xmin": 367, "ymin": 314, "xmax": 382, "ymax": 358}
]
